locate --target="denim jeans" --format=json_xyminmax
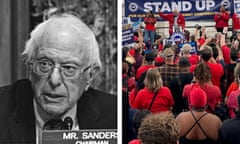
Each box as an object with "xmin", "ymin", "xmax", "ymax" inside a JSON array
[{"xmin": 144, "ymin": 30, "xmax": 155, "ymax": 46}]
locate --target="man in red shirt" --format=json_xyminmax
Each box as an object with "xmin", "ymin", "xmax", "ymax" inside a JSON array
[
  {"xmin": 135, "ymin": 51, "xmax": 156, "ymax": 80},
  {"xmin": 214, "ymin": 5, "xmax": 229, "ymax": 33},
  {"xmin": 159, "ymin": 8, "xmax": 185, "ymax": 36}
]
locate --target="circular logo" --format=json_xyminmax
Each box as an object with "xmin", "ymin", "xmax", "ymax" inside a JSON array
[
  {"xmin": 129, "ymin": 3, "xmax": 138, "ymax": 12},
  {"xmin": 221, "ymin": 0, "xmax": 230, "ymax": 9},
  {"xmin": 170, "ymin": 32, "xmax": 185, "ymax": 45}
]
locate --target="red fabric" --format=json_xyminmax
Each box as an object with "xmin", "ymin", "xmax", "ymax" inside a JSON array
[
  {"xmin": 128, "ymin": 139, "xmax": 141, "ymax": 144},
  {"xmin": 232, "ymin": 13, "xmax": 240, "ymax": 31},
  {"xmin": 129, "ymin": 88, "xmax": 137, "ymax": 108},
  {"xmin": 188, "ymin": 55, "xmax": 199, "ymax": 65},
  {"xmin": 129, "ymin": 48, "xmax": 135, "ymax": 56},
  {"xmin": 158, "ymin": 44, "xmax": 164, "ymax": 52},
  {"xmin": 135, "ymin": 65, "xmax": 155, "ymax": 80},
  {"xmin": 226, "ymin": 82, "xmax": 238, "ymax": 97},
  {"xmin": 221, "ymin": 45, "xmax": 230, "ymax": 64},
  {"xmin": 134, "ymin": 36, "xmax": 138, "ymax": 42},
  {"xmin": 159, "ymin": 12, "xmax": 185, "ymax": 35},
  {"xmin": 128, "ymin": 77, "xmax": 136, "ymax": 92},
  {"xmin": 133, "ymin": 87, "xmax": 174, "ymax": 113},
  {"xmin": 189, "ymin": 85, "xmax": 207, "ymax": 108},
  {"xmin": 190, "ymin": 62, "xmax": 224, "ymax": 88},
  {"xmin": 183, "ymin": 83, "xmax": 222, "ymax": 112},
  {"xmin": 198, "ymin": 38, "xmax": 205, "ymax": 46},
  {"xmin": 144, "ymin": 17, "xmax": 156, "ymax": 31},
  {"xmin": 227, "ymin": 89, "xmax": 240, "ymax": 118},
  {"xmin": 214, "ymin": 11, "xmax": 229, "ymax": 28},
  {"xmin": 154, "ymin": 56, "xmax": 164, "ymax": 64}
]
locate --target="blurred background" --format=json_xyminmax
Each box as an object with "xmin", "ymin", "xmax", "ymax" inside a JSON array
[{"xmin": 0, "ymin": 0, "xmax": 117, "ymax": 94}]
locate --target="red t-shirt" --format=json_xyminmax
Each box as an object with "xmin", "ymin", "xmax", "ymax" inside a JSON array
[
  {"xmin": 221, "ymin": 45, "xmax": 230, "ymax": 65},
  {"xmin": 144, "ymin": 17, "xmax": 156, "ymax": 31},
  {"xmin": 133, "ymin": 87, "xmax": 174, "ymax": 113},
  {"xmin": 227, "ymin": 89, "xmax": 240, "ymax": 118},
  {"xmin": 226, "ymin": 81, "xmax": 238, "ymax": 97},
  {"xmin": 188, "ymin": 55, "xmax": 199, "ymax": 65},
  {"xmin": 129, "ymin": 88, "xmax": 137, "ymax": 108},
  {"xmin": 135, "ymin": 65, "xmax": 155, "ymax": 80},
  {"xmin": 190, "ymin": 62, "xmax": 224, "ymax": 88},
  {"xmin": 183, "ymin": 83, "xmax": 222, "ymax": 112},
  {"xmin": 129, "ymin": 139, "xmax": 141, "ymax": 144}
]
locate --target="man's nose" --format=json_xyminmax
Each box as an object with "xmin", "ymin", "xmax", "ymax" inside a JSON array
[{"xmin": 49, "ymin": 68, "xmax": 62, "ymax": 88}]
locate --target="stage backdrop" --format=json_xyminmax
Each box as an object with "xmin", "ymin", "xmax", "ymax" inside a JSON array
[{"xmin": 125, "ymin": 0, "xmax": 235, "ymax": 21}]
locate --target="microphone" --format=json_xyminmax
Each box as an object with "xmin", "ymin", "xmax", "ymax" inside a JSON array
[{"xmin": 64, "ymin": 117, "xmax": 73, "ymax": 130}]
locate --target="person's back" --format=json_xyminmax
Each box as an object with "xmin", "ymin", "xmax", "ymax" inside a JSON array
[
  {"xmin": 177, "ymin": 86, "xmax": 221, "ymax": 144},
  {"xmin": 177, "ymin": 111, "xmax": 221, "ymax": 144}
]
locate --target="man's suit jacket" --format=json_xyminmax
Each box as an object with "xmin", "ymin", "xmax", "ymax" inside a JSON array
[{"xmin": 0, "ymin": 79, "xmax": 117, "ymax": 143}]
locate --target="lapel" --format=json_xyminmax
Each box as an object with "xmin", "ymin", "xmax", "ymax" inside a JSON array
[
  {"xmin": 77, "ymin": 88, "xmax": 101, "ymax": 129},
  {"xmin": 9, "ymin": 80, "xmax": 35, "ymax": 143}
]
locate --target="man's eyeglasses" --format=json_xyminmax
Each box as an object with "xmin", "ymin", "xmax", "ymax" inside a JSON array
[{"xmin": 31, "ymin": 59, "xmax": 90, "ymax": 80}]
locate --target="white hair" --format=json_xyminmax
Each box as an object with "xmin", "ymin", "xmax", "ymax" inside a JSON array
[{"xmin": 22, "ymin": 14, "xmax": 102, "ymax": 77}]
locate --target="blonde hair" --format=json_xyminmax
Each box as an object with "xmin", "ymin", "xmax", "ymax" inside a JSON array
[{"xmin": 144, "ymin": 68, "xmax": 163, "ymax": 92}]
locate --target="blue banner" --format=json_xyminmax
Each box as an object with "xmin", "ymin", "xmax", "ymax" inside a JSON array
[{"xmin": 125, "ymin": 0, "xmax": 234, "ymax": 21}]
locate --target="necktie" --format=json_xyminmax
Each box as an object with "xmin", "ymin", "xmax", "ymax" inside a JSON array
[{"xmin": 43, "ymin": 117, "xmax": 73, "ymax": 130}]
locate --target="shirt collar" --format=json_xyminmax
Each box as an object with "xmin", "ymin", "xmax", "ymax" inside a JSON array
[{"xmin": 33, "ymin": 99, "xmax": 78, "ymax": 130}]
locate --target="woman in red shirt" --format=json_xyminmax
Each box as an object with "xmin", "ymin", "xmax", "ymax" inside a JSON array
[
  {"xmin": 214, "ymin": 5, "xmax": 229, "ymax": 33},
  {"xmin": 133, "ymin": 68, "xmax": 174, "ymax": 113},
  {"xmin": 143, "ymin": 10, "xmax": 156, "ymax": 46},
  {"xmin": 183, "ymin": 63, "xmax": 222, "ymax": 113}
]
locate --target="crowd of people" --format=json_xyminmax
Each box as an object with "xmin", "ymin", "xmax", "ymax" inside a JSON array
[{"xmin": 123, "ymin": 5, "xmax": 240, "ymax": 144}]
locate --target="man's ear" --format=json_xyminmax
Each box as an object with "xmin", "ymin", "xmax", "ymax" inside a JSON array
[{"xmin": 84, "ymin": 66, "xmax": 101, "ymax": 91}]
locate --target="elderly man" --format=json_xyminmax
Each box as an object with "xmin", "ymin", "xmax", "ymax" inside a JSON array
[
  {"xmin": 0, "ymin": 14, "xmax": 116, "ymax": 143},
  {"xmin": 159, "ymin": 8, "xmax": 185, "ymax": 36}
]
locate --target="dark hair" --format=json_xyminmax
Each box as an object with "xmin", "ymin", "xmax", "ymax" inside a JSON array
[
  {"xmin": 200, "ymin": 46, "xmax": 212, "ymax": 61},
  {"xmin": 179, "ymin": 57, "xmax": 190, "ymax": 68},
  {"xmin": 135, "ymin": 71, "xmax": 147, "ymax": 95},
  {"xmin": 194, "ymin": 62, "xmax": 211, "ymax": 84},
  {"xmin": 145, "ymin": 51, "xmax": 156, "ymax": 62},
  {"xmin": 208, "ymin": 43, "xmax": 218, "ymax": 59},
  {"xmin": 230, "ymin": 48, "xmax": 238, "ymax": 61},
  {"xmin": 132, "ymin": 110, "xmax": 151, "ymax": 135},
  {"xmin": 238, "ymin": 95, "xmax": 240, "ymax": 106},
  {"xmin": 122, "ymin": 47, "xmax": 129, "ymax": 61},
  {"xmin": 149, "ymin": 10, "xmax": 154, "ymax": 17}
]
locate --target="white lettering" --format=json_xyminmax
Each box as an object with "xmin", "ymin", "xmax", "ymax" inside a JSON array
[
  {"xmin": 151, "ymin": 2, "xmax": 162, "ymax": 12},
  {"xmin": 182, "ymin": 1, "xmax": 192, "ymax": 11},
  {"xmin": 206, "ymin": 0, "xmax": 215, "ymax": 11},
  {"xmin": 75, "ymin": 140, "xmax": 109, "ymax": 144},
  {"xmin": 171, "ymin": 1, "xmax": 181, "ymax": 11},
  {"xmin": 162, "ymin": 2, "xmax": 171, "ymax": 12},
  {"xmin": 196, "ymin": 0, "xmax": 205, "ymax": 11},
  {"xmin": 81, "ymin": 132, "xmax": 118, "ymax": 140},
  {"xmin": 144, "ymin": 2, "xmax": 154, "ymax": 13},
  {"xmin": 63, "ymin": 132, "xmax": 79, "ymax": 140}
]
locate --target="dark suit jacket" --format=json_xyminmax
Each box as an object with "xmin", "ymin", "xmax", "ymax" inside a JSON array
[{"xmin": 0, "ymin": 79, "xmax": 117, "ymax": 143}]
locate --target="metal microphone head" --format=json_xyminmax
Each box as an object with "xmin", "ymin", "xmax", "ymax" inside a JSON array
[{"xmin": 64, "ymin": 117, "xmax": 73, "ymax": 130}]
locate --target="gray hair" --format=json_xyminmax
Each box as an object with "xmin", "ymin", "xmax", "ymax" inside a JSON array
[{"xmin": 22, "ymin": 14, "xmax": 102, "ymax": 77}]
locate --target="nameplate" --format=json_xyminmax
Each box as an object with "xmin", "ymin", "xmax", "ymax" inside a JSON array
[{"xmin": 40, "ymin": 129, "xmax": 118, "ymax": 144}]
